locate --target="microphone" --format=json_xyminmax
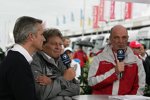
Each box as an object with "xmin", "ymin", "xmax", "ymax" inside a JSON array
[
  {"xmin": 117, "ymin": 49, "xmax": 125, "ymax": 78},
  {"xmin": 60, "ymin": 52, "xmax": 71, "ymax": 69},
  {"xmin": 117, "ymin": 49, "xmax": 125, "ymax": 62}
]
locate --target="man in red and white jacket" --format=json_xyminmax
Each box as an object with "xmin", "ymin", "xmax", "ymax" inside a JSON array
[{"xmin": 88, "ymin": 25, "xmax": 145, "ymax": 95}]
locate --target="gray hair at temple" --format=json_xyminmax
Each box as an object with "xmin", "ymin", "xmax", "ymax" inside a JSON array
[
  {"xmin": 43, "ymin": 28, "xmax": 63, "ymax": 44},
  {"xmin": 13, "ymin": 16, "xmax": 42, "ymax": 44}
]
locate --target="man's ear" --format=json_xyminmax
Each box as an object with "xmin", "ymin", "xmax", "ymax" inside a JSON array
[{"xmin": 27, "ymin": 33, "xmax": 34, "ymax": 41}]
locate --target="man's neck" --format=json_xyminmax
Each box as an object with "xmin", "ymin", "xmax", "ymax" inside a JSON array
[{"xmin": 21, "ymin": 43, "xmax": 36, "ymax": 56}]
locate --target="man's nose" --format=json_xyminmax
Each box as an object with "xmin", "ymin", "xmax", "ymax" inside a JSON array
[{"xmin": 118, "ymin": 38, "xmax": 124, "ymax": 43}]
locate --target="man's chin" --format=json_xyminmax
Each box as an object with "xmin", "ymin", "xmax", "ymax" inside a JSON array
[{"xmin": 55, "ymin": 54, "xmax": 61, "ymax": 58}]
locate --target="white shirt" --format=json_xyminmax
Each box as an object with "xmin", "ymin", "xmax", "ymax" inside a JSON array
[
  {"xmin": 11, "ymin": 44, "xmax": 33, "ymax": 64},
  {"xmin": 43, "ymin": 52, "xmax": 52, "ymax": 60},
  {"xmin": 139, "ymin": 53, "xmax": 147, "ymax": 61},
  {"xmin": 43, "ymin": 52, "xmax": 59, "ymax": 67}
]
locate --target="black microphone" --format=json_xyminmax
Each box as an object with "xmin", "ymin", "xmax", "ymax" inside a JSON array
[
  {"xmin": 117, "ymin": 49, "xmax": 125, "ymax": 78},
  {"xmin": 117, "ymin": 49, "xmax": 125, "ymax": 61},
  {"xmin": 60, "ymin": 52, "xmax": 71, "ymax": 69}
]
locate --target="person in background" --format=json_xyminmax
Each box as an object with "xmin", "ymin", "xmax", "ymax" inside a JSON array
[
  {"xmin": 146, "ymin": 49, "xmax": 150, "ymax": 55},
  {"xmin": 31, "ymin": 28, "xmax": 80, "ymax": 100},
  {"xmin": 63, "ymin": 36, "xmax": 71, "ymax": 48},
  {"xmin": 64, "ymin": 47, "xmax": 81, "ymax": 80},
  {"xmin": 0, "ymin": 16, "xmax": 45, "ymax": 100},
  {"xmin": 88, "ymin": 25, "xmax": 145, "ymax": 95},
  {"xmin": 73, "ymin": 45, "xmax": 88, "ymax": 68},
  {"xmin": 88, "ymin": 52, "xmax": 95, "ymax": 64},
  {"xmin": 129, "ymin": 40, "xmax": 141, "ymax": 55},
  {"xmin": 139, "ymin": 43, "xmax": 150, "ymax": 86},
  {"xmin": 0, "ymin": 48, "xmax": 5, "ymax": 63},
  {"xmin": 61, "ymin": 37, "xmax": 71, "ymax": 54}
]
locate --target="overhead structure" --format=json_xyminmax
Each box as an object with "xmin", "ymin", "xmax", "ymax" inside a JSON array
[{"xmin": 107, "ymin": 0, "xmax": 150, "ymax": 4}]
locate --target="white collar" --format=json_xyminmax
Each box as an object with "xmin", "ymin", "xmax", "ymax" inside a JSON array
[
  {"xmin": 139, "ymin": 53, "xmax": 147, "ymax": 61},
  {"xmin": 43, "ymin": 52, "xmax": 52, "ymax": 60},
  {"xmin": 43, "ymin": 52, "xmax": 59, "ymax": 66},
  {"xmin": 11, "ymin": 44, "xmax": 33, "ymax": 64}
]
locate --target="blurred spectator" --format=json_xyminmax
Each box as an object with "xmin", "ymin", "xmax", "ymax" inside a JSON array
[
  {"xmin": 63, "ymin": 36, "xmax": 71, "ymax": 48},
  {"xmin": 61, "ymin": 37, "xmax": 71, "ymax": 54},
  {"xmin": 73, "ymin": 45, "xmax": 88, "ymax": 68},
  {"xmin": 88, "ymin": 25, "xmax": 145, "ymax": 95},
  {"xmin": 129, "ymin": 40, "xmax": 141, "ymax": 55},
  {"xmin": 139, "ymin": 43, "xmax": 150, "ymax": 86},
  {"xmin": 88, "ymin": 52, "xmax": 95, "ymax": 64},
  {"xmin": 64, "ymin": 47, "xmax": 81, "ymax": 80}
]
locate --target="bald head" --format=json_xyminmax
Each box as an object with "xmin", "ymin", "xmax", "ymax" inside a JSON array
[
  {"xmin": 109, "ymin": 25, "xmax": 129, "ymax": 51},
  {"xmin": 110, "ymin": 25, "xmax": 128, "ymax": 38}
]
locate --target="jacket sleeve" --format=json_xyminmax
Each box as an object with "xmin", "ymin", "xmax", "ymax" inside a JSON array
[
  {"xmin": 58, "ymin": 78, "xmax": 80, "ymax": 96},
  {"xmin": 130, "ymin": 57, "xmax": 146, "ymax": 95},
  {"xmin": 88, "ymin": 56, "xmax": 118, "ymax": 90},
  {"xmin": 31, "ymin": 55, "xmax": 79, "ymax": 100},
  {"xmin": 42, "ymin": 77, "xmax": 80, "ymax": 99}
]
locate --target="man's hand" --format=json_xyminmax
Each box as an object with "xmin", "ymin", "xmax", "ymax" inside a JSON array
[
  {"xmin": 115, "ymin": 60, "xmax": 125, "ymax": 74},
  {"xmin": 63, "ymin": 67, "xmax": 76, "ymax": 81},
  {"xmin": 36, "ymin": 75, "xmax": 53, "ymax": 85}
]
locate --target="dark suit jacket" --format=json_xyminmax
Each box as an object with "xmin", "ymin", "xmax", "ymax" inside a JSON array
[
  {"xmin": 0, "ymin": 50, "xmax": 37, "ymax": 100},
  {"xmin": 142, "ymin": 53, "xmax": 150, "ymax": 85}
]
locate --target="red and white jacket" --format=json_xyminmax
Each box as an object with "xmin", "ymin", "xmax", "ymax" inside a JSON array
[{"xmin": 88, "ymin": 45, "xmax": 145, "ymax": 95}]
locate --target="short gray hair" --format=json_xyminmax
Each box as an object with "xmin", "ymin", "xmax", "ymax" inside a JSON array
[{"xmin": 13, "ymin": 16, "xmax": 42, "ymax": 44}]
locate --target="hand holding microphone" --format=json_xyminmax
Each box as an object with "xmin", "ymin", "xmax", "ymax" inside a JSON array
[
  {"xmin": 60, "ymin": 52, "xmax": 71, "ymax": 69},
  {"xmin": 115, "ymin": 49, "xmax": 125, "ymax": 78},
  {"xmin": 60, "ymin": 52, "xmax": 76, "ymax": 81},
  {"xmin": 63, "ymin": 68, "xmax": 76, "ymax": 81},
  {"xmin": 115, "ymin": 60, "xmax": 125, "ymax": 77}
]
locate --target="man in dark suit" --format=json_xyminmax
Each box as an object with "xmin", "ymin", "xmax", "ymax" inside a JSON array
[{"xmin": 0, "ymin": 16, "xmax": 45, "ymax": 100}]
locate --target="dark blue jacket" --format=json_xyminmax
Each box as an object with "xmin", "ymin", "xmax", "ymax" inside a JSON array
[
  {"xmin": 0, "ymin": 50, "xmax": 37, "ymax": 100},
  {"xmin": 142, "ymin": 53, "xmax": 150, "ymax": 85}
]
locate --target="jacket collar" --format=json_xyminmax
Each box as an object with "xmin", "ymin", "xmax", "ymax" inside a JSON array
[
  {"xmin": 37, "ymin": 51, "xmax": 61, "ymax": 67},
  {"xmin": 99, "ymin": 45, "xmax": 137, "ymax": 65}
]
